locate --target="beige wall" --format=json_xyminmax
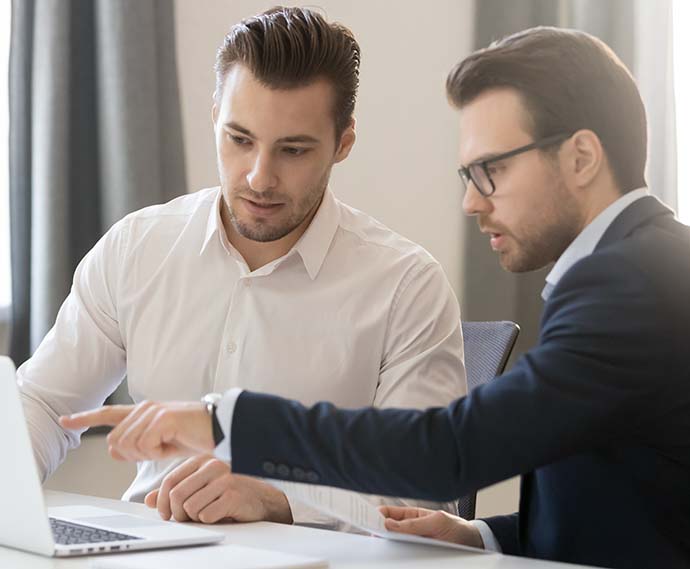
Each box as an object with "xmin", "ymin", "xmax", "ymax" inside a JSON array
[
  {"xmin": 47, "ymin": 0, "xmax": 519, "ymax": 520},
  {"xmin": 44, "ymin": 435, "xmax": 135, "ymax": 500}
]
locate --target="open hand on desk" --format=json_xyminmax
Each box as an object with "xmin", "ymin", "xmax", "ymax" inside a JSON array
[
  {"xmin": 59, "ymin": 400, "xmax": 214, "ymax": 461},
  {"xmin": 145, "ymin": 455, "xmax": 293, "ymax": 525},
  {"xmin": 380, "ymin": 506, "xmax": 485, "ymax": 549}
]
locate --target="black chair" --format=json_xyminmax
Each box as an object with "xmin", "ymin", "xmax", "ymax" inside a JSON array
[{"xmin": 456, "ymin": 320, "xmax": 520, "ymax": 520}]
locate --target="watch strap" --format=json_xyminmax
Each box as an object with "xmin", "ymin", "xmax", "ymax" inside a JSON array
[{"xmin": 210, "ymin": 403, "xmax": 225, "ymax": 446}]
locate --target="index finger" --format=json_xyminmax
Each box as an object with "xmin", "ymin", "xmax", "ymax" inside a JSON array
[
  {"xmin": 157, "ymin": 456, "xmax": 209, "ymax": 520},
  {"xmin": 59, "ymin": 405, "xmax": 135, "ymax": 430}
]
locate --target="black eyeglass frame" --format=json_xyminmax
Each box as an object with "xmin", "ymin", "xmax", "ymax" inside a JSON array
[{"xmin": 458, "ymin": 132, "xmax": 572, "ymax": 197}]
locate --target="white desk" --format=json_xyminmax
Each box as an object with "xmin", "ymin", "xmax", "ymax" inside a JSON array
[{"xmin": 0, "ymin": 491, "xmax": 595, "ymax": 568}]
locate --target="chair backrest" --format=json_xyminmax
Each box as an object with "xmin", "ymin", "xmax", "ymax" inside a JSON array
[{"xmin": 456, "ymin": 320, "xmax": 520, "ymax": 520}]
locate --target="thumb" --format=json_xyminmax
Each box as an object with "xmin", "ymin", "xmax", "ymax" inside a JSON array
[
  {"xmin": 385, "ymin": 512, "xmax": 439, "ymax": 537},
  {"xmin": 145, "ymin": 489, "xmax": 159, "ymax": 508}
]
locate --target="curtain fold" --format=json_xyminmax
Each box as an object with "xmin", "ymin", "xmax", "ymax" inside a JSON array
[
  {"xmin": 464, "ymin": 0, "xmax": 675, "ymax": 362},
  {"xmin": 9, "ymin": 0, "xmax": 187, "ymax": 364},
  {"xmin": 8, "ymin": 0, "xmax": 34, "ymax": 364}
]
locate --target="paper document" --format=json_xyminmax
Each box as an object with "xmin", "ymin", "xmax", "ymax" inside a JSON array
[{"xmin": 270, "ymin": 480, "xmax": 488, "ymax": 554}]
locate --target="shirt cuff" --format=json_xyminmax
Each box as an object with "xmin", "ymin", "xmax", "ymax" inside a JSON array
[
  {"xmin": 213, "ymin": 387, "xmax": 243, "ymax": 463},
  {"xmin": 470, "ymin": 520, "xmax": 502, "ymax": 553}
]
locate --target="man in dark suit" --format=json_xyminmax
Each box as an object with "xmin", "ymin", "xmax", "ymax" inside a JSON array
[{"xmin": 63, "ymin": 27, "xmax": 690, "ymax": 568}]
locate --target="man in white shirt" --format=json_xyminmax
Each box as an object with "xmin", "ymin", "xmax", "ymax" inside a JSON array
[{"xmin": 19, "ymin": 6, "xmax": 465, "ymax": 527}]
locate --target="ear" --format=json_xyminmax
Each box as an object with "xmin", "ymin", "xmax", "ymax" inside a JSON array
[
  {"xmin": 566, "ymin": 129, "xmax": 604, "ymax": 188},
  {"xmin": 211, "ymin": 102, "xmax": 218, "ymax": 127},
  {"xmin": 334, "ymin": 118, "xmax": 356, "ymax": 163}
]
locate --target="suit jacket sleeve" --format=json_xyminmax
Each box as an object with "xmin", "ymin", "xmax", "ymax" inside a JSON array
[
  {"xmin": 230, "ymin": 247, "xmax": 676, "ymax": 511},
  {"xmin": 289, "ymin": 260, "xmax": 466, "ymax": 525},
  {"xmin": 482, "ymin": 514, "xmax": 519, "ymax": 554}
]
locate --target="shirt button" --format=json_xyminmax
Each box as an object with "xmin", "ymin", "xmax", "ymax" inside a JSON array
[
  {"xmin": 244, "ymin": 280, "xmax": 252, "ymax": 288},
  {"xmin": 226, "ymin": 341, "xmax": 237, "ymax": 354}
]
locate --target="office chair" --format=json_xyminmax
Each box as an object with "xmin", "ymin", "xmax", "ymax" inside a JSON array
[{"xmin": 456, "ymin": 320, "xmax": 520, "ymax": 520}]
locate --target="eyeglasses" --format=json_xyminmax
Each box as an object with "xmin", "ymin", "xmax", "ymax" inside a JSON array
[{"xmin": 457, "ymin": 132, "xmax": 572, "ymax": 197}]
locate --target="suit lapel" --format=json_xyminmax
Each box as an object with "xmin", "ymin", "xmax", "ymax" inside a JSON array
[{"xmin": 595, "ymin": 195, "xmax": 674, "ymax": 251}]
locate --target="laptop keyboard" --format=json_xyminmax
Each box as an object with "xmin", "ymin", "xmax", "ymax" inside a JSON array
[{"xmin": 49, "ymin": 517, "xmax": 142, "ymax": 545}]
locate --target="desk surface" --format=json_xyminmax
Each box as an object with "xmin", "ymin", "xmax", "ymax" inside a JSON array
[{"xmin": 0, "ymin": 491, "xmax": 595, "ymax": 568}]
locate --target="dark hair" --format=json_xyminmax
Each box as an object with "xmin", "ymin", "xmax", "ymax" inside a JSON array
[
  {"xmin": 446, "ymin": 26, "xmax": 647, "ymax": 193},
  {"xmin": 215, "ymin": 6, "xmax": 360, "ymax": 140}
]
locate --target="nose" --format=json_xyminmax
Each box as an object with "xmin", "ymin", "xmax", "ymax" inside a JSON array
[
  {"xmin": 246, "ymin": 151, "xmax": 278, "ymax": 193},
  {"xmin": 462, "ymin": 185, "xmax": 492, "ymax": 217}
]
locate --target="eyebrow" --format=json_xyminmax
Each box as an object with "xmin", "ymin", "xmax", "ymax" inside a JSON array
[{"xmin": 224, "ymin": 121, "xmax": 321, "ymax": 145}]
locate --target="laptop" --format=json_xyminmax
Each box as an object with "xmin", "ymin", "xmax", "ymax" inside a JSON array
[{"xmin": 0, "ymin": 356, "xmax": 224, "ymax": 557}]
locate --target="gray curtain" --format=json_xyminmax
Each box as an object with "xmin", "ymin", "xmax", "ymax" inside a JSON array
[
  {"xmin": 9, "ymin": 0, "xmax": 187, "ymax": 365},
  {"xmin": 465, "ymin": 0, "xmax": 674, "ymax": 362}
]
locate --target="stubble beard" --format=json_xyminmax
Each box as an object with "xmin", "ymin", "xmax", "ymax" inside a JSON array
[
  {"xmin": 501, "ymin": 179, "xmax": 584, "ymax": 273},
  {"xmin": 226, "ymin": 174, "xmax": 329, "ymax": 243}
]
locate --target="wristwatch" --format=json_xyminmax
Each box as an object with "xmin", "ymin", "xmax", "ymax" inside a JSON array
[{"xmin": 201, "ymin": 392, "xmax": 225, "ymax": 446}]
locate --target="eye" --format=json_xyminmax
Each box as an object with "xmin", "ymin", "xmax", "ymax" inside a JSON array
[
  {"xmin": 486, "ymin": 162, "xmax": 505, "ymax": 176},
  {"xmin": 282, "ymin": 146, "xmax": 309, "ymax": 157},
  {"xmin": 228, "ymin": 134, "xmax": 251, "ymax": 146}
]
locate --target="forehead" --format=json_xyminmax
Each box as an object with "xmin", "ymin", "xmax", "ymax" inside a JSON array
[
  {"xmin": 458, "ymin": 88, "xmax": 533, "ymax": 164},
  {"xmin": 216, "ymin": 65, "xmax": 337, "ymax": 138}
]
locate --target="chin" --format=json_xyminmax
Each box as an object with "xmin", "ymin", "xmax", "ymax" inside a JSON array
[
  {"xmin": 499, "ymin": 253, "xmax": 530, "ymax": 273},
  {"xmin": 236, "ymin": 220, "xmax": 295, "ymax": 243},
  {"xmin": 240, "ymin": 227, "xmax": 282, "ymax": 243},
  {"xmin": 497, "ymin": 252, "xmax": 516, "ymax": 272},
  {"xmin": 505, "ymin": 257, "xmax": 551, "ymax": 274},
  {"xmin": 500, "ymin": 260, "xmax": 521, "ymax": 273}
]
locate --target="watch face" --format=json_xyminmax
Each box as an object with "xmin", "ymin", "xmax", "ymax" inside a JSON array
[{"xmin": 203, "ymin": 393, "xmax": 223, "ymax": 405}]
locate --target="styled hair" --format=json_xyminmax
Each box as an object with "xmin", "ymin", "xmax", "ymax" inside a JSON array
[
  {"xmin": 215, "ymin": 6, "xmax": 360, "ymax": 139},
  {"xmin": 446, "ymin": 26, "xmax": 647, "ymax": 193}
]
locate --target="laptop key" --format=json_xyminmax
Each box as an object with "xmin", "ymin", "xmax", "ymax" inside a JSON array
[{"xmin": 49, "ymin": 517, "xmax": 142, "ymax": 545}]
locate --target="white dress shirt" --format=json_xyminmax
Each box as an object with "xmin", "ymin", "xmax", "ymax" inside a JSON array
[
  {"xmin": 18, "ymin": 186, "xmax": 466, "ymax": 525},
  {"xmin": 471, "ymin": 187, "xmax": 650, "ymax": 552}
]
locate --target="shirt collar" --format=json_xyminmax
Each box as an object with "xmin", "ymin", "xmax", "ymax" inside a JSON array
[
  {"xmin": 199, "ymin": 188, "xmax": 224, "ymax": 255},
  {"xmin": 198, "ymin": 187, "xmax": 340, "ymax": 280},
  {"xmin": 292, "ymin": 188, "xmax": 341, "ymax": 280},
  {"xmin": 542, "ymin": 187, "xmax": 649, "ymax": 301}
]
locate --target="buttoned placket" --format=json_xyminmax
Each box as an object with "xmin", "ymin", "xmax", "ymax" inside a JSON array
[
  {"xmin": 210, "ymin": 242, "xmax": 300, "ymax": 394},
  {"xmin": 212, "ymin": 261, "xmax": 281, "ymax": 394},
  {"xmin": 224, "ymin": 277, "xmax": 254, "ymax": 356},
  {"xmin": 212, "ymin": 248, "xmax": 254, "ymax": 393}
]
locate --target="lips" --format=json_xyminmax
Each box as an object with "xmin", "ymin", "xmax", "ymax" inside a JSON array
[
  {"xmin": 242, "ymin": 198, "xmax": 284, "ymax": 216},
  {"xmin": 480, "ymin": 225, "xmax": 506, "ymax": 251},
  {"xmin": 247, "ymin": 198, "xmax": 281, "ymax": 207},
  {"xmin": 489, "ymin": 233, "xmax": 505, "ymax": 250}
]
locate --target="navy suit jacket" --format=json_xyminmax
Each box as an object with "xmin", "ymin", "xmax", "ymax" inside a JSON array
[{"xmin": 230, "ymin": 196, "xmax": 690, "ymax": 568}]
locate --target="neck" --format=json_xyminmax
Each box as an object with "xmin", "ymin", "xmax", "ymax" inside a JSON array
[
  {"xmin": 578, "ymin": 179, "xmax": 625, "ymax": 231},
  {"xmin": 221, "ymin": 198, "xmax": 321, "ymax": 272}
]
